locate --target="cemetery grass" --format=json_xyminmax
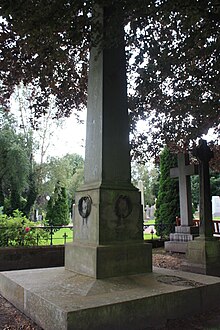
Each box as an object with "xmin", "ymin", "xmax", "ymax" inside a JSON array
[{"xmin": 39, "ymin": 227, "xmax": 73, "ymax": 246}]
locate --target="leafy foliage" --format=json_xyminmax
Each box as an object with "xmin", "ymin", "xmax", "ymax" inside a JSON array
[
  {"xmin": 155, "ymin": 147, "xmax": 180, "ymax": 237},
  {"xmin": 131, "ymin": 162, "xmax": 159, "ymax": 206},
  {"xmin": 0, "ymin": 1, "xmax": 219, "ymax": 157},
  {"xmin": 37, "ymin": 153, "xmax": 84, "ymax": 213},
  {"xmin": 191, "ymin": 172, "xmax": 220, "ymax": 210},
  {"xmin": 0, "ymin": 110, "xmax": 32, "ymax": 214},
  {"xmin": 46, "ymin": 181, "xmax": 70, "ymax": 226},
  {"xmin": 0, "ymin": 210, "xmax": 48, "ymax": 247}
]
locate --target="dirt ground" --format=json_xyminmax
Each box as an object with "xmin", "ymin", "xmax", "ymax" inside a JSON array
[{"xmin": 0, "ymin": 249, "xmax": 220, "ymax": 330}]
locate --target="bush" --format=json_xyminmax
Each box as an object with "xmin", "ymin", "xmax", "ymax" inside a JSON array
[
  {"xmin": 155, "ymin": 147, "xmax": 180, "ymax": 238},
  {"xmin": 46, "ymin": 182, "xmax": 69, "ymax": 226},
  {"xmin": 0, "ymin": 210, "xmax": 48, "ymax": 247}
]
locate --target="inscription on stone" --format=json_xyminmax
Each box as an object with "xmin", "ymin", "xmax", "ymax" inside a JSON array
[{"xmin": 78, "ymin": 195, "xmax": 92, "ymax": 223}]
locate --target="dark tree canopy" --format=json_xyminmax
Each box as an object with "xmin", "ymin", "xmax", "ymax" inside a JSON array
[{"xmin": 0, "ymin": 0, "xmax": 219, "ymax": 158}]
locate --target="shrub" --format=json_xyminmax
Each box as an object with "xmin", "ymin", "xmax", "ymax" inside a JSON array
[
  {"xmin": 155, "ymin": 147, "xmax": 180, "ymax": 238},
  {"xmin": 0, "ymin": 210, "xmax": 48, "ymax": 247}
]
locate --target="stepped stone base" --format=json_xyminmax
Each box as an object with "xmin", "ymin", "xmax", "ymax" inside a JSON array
[
  {"xmin": 165, "ymin": 241, "xmax": 188, "ymax": 253},
  {"xmin": 165, "ymin": 226, "xmax": 199, "ymax": 253},
  {"xmin": 0, "ymin": 267, "xmax": 220, "ymax": 330}
]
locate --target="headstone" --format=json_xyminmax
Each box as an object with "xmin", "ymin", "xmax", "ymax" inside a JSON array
[
  {"xmin": 150, "ymin": 205, "xmax": 155, "ymax": 220},
  {"xmin": 65, "ymin": 6, "xmax": 152, "ymax": 279},
  {"xmin": 145, "ymin": 205, "xmax": 150, "ymax": 219},
  {"xmin": 183, "ymin": 139, "xmax": 220, "ymax": 276},
  {"xmin": 34, "ymin": 209, "xmax": 39, "ymax": 222},
  {"xmin": 165, "ymin": 152, "xmax": 199, "ymax": 253},
  {"xmin": 212, "ymin": 196, "xmax": 220, "ymax": 217}
]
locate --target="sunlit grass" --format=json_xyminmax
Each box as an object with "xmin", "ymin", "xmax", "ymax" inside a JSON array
[{"xmin": 38, "ymin": 228, "xmax": 74, "ymax": 246}]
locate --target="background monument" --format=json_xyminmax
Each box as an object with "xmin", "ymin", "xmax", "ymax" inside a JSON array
[
  {"xmin": 183, "ymin": 139, "xmax": 220, "ymax": 276},
  {"xmin": 165, "ymin": 153, "xmax": 199, "ymax": 253}
]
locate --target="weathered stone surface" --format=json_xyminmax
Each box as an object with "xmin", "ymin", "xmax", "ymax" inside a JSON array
[
  {"xmin": 65, "ymin": 6, "xmax": 151, "ymax": 278},
  {"xmin": 0, "ymin": 246, "xmax": 64, "ymax": 271},
  {"xmin": 165, "ymin": 241, "xmax": 188, "ymax": 253},
  {"xmin": 183, "ymin": 238, "xmax": 220, "ymax": 276},
  {"xmin": 1, "ymin": 267, "xmax": 220, "ymax": 330},
  {"xmin": 65, "ymin": 241, "xmax": 152, "ymax": 278}
]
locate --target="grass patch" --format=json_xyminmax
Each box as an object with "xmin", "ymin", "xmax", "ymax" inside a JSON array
[
  {"xmin": 144, "ymin": 233, "xmax": 159, "ymax": 240},
  {"xmin": 144, "ymin": 220, "xmax": 155, "ymax": 225},
  {"xmin": 38, "ymin": 228, "xmax": 74, "ymax": 246}
]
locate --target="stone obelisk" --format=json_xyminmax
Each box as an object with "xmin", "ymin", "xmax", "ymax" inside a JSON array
[{"xmin": 65, "ymin": 6, "xmax": 152, "ymax": 279}]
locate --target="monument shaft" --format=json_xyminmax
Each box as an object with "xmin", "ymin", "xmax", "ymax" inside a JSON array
[{"xmin": 65, "ymin": 6, "xmax": 152, "ymax": 278}]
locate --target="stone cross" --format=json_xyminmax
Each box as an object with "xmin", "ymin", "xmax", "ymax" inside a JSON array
[
  {"xmin": 194, "ymin": 139, "xmax": 214, "ymax": 237},
  {"xmin": 170, "ymin": 153, "xmax": 197, "ymax": 227}
]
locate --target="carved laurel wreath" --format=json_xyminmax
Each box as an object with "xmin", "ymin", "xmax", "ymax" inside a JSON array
[
  {"xmin": 115, "ymin": 195, "xmax": 132, "ymax": 219},
  {"xmin": 78, "ymin": 195, "xmax": 92, "ymax": 219}
]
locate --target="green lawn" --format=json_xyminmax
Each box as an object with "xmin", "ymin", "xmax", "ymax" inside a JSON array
[
  {"xmin": 144, "ymin": 220, "xmax": 155, "ymax": 225},
  {"xmin": 37, "ymin": 217, "xmax": 220, "ymax": 245},
  {"xmin": 38, "ymin": 227, "xmax": 74, "ymax": 246},
  {"xmin": 144, "ymin": 233, "xmax": 159, "ymax": 240}
]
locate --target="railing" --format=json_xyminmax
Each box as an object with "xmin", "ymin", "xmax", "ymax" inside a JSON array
[
  {"xmin": 0, "ymin": 225, "xmax": 74, "ymax": 247},
  {"xmin": 175, "ymin": 217, "xmax": 220, "ymax": 237}
]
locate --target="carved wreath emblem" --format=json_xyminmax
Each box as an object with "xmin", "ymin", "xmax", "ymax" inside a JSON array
[
  {"xmin": 78, "ymin": 195, "xmax": 92, "ymax": 219},
  {"xmin": 115, "ymin": 195, "xmax": 132, "ymax": 219}
]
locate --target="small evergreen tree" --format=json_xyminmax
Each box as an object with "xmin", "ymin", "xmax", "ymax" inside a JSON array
[
  {"xmin": 46, "ymin": 181, "xmax": 69, "ymax": 226},
  {"xmin": 155, "ymin": 147, "xmax": 180, "ymax": 238}
]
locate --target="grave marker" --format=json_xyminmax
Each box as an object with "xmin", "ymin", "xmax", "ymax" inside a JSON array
[
  {"xmin": 165, "ymin": 152, "xmax": 199, "ymax": 253},
  {"xmin": 170, "ymin": 153, "xmax": 197, "ymax": 226},
  {"xmin": 183, "ymin": 139, "xmax": 220, "ymax": 276}
]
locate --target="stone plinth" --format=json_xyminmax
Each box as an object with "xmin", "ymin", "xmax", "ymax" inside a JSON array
[
  {"xmin": 1, "ymin": 267, "xmax": 220, "ymax": 330},
  {"xmin": 65, "ymin": 241, "xmax": 152, "ymax": 278},
  {"xmin": 165, "ymin": 226, "xmax": 199, "ymax": 253},
  {"xmin": 182, "ymin": 238, "xmax": 220, "ymax": 276},
  {"xmin": 65, "ymin": 184, "xmax": 152, "ymax": 278}
]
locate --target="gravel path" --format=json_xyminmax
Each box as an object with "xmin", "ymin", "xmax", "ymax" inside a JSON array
[{"xmin": 0, "ymin": 250, "xmax": 220, "ymax": 329}]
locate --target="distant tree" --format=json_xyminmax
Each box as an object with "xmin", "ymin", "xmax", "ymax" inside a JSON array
[
  {"xmin": 38, "ymin": 153, "xmax": 84, "ymax": 212},
  {"xmin": 0, "ymin": 110, "xmax": 32, "ymax": 214},
  {"xmin": 155, "ymin": 147, "xmax": 180, "ymax": 238},
  {"xmin": 46, "ymin": 181, "xmax": 69, "ymax": 226},
  {"xmin": 131, "ymin": 163, "xmax": 159, "ymax": 206},
  {"xmin": 191, "ymin": 172, "xmax": 220, "ymax": 211}
]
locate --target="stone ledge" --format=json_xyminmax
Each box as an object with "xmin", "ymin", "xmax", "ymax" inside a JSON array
[
  {"xmin": 0, "ymin": 246, "xmax": 64, "ymax": 271},
  {"xmin": 1, "ymin": 267, "xmax": 220, "ymax": 330}
]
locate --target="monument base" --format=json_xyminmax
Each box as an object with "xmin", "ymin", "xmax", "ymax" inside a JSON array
[
  {"xmin": 165, "ymin": 226, "xmax": 199, "ymax": 253},
  {"xmin": 164, "ymin": 241, "xmax": 188, "ymax": 253},
  {"xmin": 1, "ymin": 267, "xmax": 220, "ymax": 330},
  {"xmin": 182, "ymin": 237, "xmax": 220, "ymax": 276},
  {"xmin": 65, "ymin": 241, "xmax": 152, "ymax": 278}
]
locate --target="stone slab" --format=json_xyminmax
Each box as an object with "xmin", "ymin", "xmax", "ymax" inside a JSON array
[
  {"xmin": 1, "ymin": 267, "xmax": 220, "ymax": 330},
  {"xmin": 164, "ymin": 241, "xmax": 188, "ymax": 253},
  {"xmin": 0, "ymin": 246, "xmax": 64, "ymax": 271}
]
